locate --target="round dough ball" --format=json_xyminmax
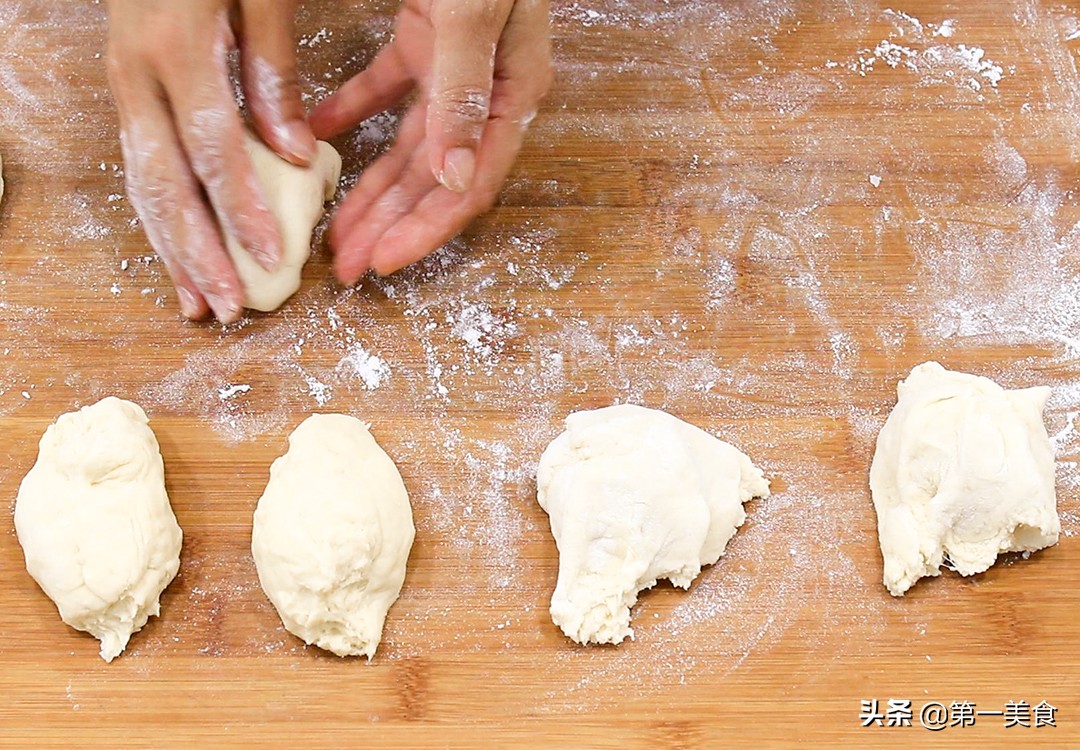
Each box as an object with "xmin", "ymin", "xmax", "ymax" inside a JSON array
[
  {"xmin": 225, "ymin": 135, "xmax": 342, "ymax": 312},
  {"xmin": 14, "ymin": 397, "xmax": 183, "ymax": 662},
  {"xmin": 252, "ymin": 414, "xmax": 414, "ymax": 658},
  {"xmin": 537, "ymin": 404, "xmax": 770, "ymax": 646},
  {"xmin": 871, "ymin": 361, "xmax": 1059, "ymax": 596}
]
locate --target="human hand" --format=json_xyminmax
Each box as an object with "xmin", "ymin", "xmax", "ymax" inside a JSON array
[
  {"xmin": 309, "ymin": 0, "xmax": 552, "ymax": 283},
  {"xmin": 106, "ymin": 0, "xmax": 315, "ymax": 323}
]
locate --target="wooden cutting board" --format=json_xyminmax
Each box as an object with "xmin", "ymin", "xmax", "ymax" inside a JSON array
[{"xmin": 2, "ymin": 1, "xmax": 1079, "ymax": 746}]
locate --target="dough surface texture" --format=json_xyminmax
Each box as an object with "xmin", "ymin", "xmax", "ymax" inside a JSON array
[
  {"xmin": 537, "ymin": 404, "xmax": 770, "ymax": 645},
  {"xmin": 871, "ymin": 361, "xmax": 1059, "ymax": 596},
  {"xmin": 252, "ymin": 414, "xmax": 414, "ymax": 658},
  {"xmin": 14, "ymin": 397, "xmax": 182, "ymax": 662},
  {"xmin": 226, "ymin": 135, "xmax": 342, "ymax": 312}
]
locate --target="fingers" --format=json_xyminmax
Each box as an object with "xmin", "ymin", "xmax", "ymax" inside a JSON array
[
  {"xmin": 371, "ymin": 115, "xmax": 526, "ymax": 275},
  {"xmin": 162, "ymin": 15, "xmax": 282, "ymax": 273},
  {"xmin": 164, "ymin": 265, "xmax": 212, "ymax": 322},
  {"xmin": 333, "ymin": 146, "xmax": 438, "ymax": 283},
  {"xmin": 309, "ymin": 43, "xmax": 413, "ymax": 139},
  {"xmin": 323, "ymin": 0, "xmax": 553, "ymax": 282},
  {"xmin": 238, "ymin": 0, "xmax": 314, "ymax": 166},
  {"xmin": 328, "ymin": 105, "xmax": 427, "ymax": 269},
  {"xmin": 116, "ymin": 101, "xmax": 245, "ymax": 323},
  {"xmin": 494, "ymin": 0, "xmax": 554, "ymax": 117},
  {"xmin": 426, "ymin": 0, "xmax": 514, "ymax": 193},
  {"xmin": 332, "ymin": 105, "xmax": 526, "ymax": 283},
  {"xmin": 106, "ymin": 5, "xmax": 275, "ymax": 322}
]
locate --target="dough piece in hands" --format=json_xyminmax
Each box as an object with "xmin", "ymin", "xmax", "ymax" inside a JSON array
[
  {"xmin": 226, "ymin": 135, "xmax": 342, "ymax": 312},
  {"xmin": 14, "ymin": 397, "xmax": 183, "ymax": 662},
  {"xmin": 871, "ymin": 361, "xmax": 1059, "ymax": 597},
  {"xmin": 252, "ymin": 414, "xmax": 415, "ymax": 658},
  {"xmin": 537, "ymin": 404, "xmax": 770, "ymax": 646}
]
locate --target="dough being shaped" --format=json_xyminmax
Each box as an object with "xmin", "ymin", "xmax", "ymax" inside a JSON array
[
  {"xmin": 871, "ymin": 361, "xmax": 1059, "ymax": 597},
  {"xmin": 14, "ymin": 397, "xmax": 182, "ymax": 662},
  {"xmin": 252, "ymin": 414, "xmax": 414, "ymax": 658},
  {"xmin": 226, "ymin": 135, "xmax": 342, "ymax": 312},
  {"xmin": 537, "ymin": 404, "xmax": 770, "ymax": 645}
]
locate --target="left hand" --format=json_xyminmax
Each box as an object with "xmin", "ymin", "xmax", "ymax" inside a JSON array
[
  {"xmin": 309, "ymin": 0, "xmax": 552, "ymax": 283},
  {"xmin": 106, "ymin": 0, "xmax": 315, "ymax": 323}
]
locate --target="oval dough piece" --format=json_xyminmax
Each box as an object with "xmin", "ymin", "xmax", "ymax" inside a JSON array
[
  {"xmin": 226, "ymin": 135, "xmax": 342, "ymax": 312},
  {"xmin": 871, "ymin": 361, "xmax": 1060, "ymax": 596},
  {"xmin": 252, "ymin": 414, "xmax": 414, "ymax": 658},
  {"xmin": 537, "ymin": 404, "xmax": 770, "ymax": 646},
  {"xmin": 14, "ymin": 397, "xmax": 183, "ymax": 662}
]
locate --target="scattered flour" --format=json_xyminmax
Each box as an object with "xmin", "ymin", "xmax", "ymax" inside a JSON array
[
  {"xmin": 824, "ymin": 11, "xmax": 1009, "ymax": 93},
  {"xmin": 217, "ymin": 383, "xmax": 251, "ymax": 401},
  {"xmin": 336, "ymin": 343, "xmax": 390, "ymax": 390},
  {"xmin": 300, "ymin": 371, "xmax": 333, "ymax": 406}
]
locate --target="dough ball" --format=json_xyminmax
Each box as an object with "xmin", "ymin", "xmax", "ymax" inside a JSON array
[
  {"xmin": 225, "ymin": 135, "xmax": 342, "ymax": 312},
  {"xmin": 537, "ymin": 404, "xmax": 770, "ymax": 646},
  {"xmin": 14, "ymin": 397, "xmax": 183, "ymax": 662},
  {"xmin": 871, "ymin": 361, "xmax": 1059, "ymax": 596},
  {"xmin": 252, "ymin": 414, "xmax": 414, "ymax": 658}
]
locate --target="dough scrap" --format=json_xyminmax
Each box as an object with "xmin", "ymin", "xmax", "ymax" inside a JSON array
[
  {"xmin": 871, "ymin": 361, "xmax": 1060, "ymax": 596},
  {"xmin": 226, "ymin": 135, "xmax": 342, "ymax": 312},
  {"xmin": 537, "ymin": 404, "xmax": 770, "ymax": 645},
  {"xmin": 14, "ymin": 397, "xmax": 182, "ymax": 662},
  {"xmin": 252, "ymin": 414, "xmax": 414, "ymax": 658}
]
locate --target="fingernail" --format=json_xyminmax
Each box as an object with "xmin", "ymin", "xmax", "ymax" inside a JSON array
[
  {"xmin": 335, "ymin": 248, "xmax": 369, "ymax": 286},
  {"xmin": 206, "ymin": 293, "xmax": 241, "ymax": 324},
  {"xmin": 177, "ymin": 287, "xmax": 200, "ymax": 318},
  {"xmin": 340, "ymin": 264, "xmax": 368, "ymax": 287},
  {"xmin": 439, "ymin": 148, "xmax": 475, "ymax": 193},
  {"xmin": 247, "ymin": 231, "xmax": 281, "ymax": 272},
  {"xmin": 276, "ymin": 120, "xmax": 317, "ymax": 164},
  {"xmin": 254, "ymin": 243, "xmax": 280, "ymax": 272}
]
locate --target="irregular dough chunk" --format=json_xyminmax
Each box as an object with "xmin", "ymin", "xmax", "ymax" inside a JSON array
[
  {"xmin": 252, "ymin": 414, "xmax": 414, "ymax": 658},
  {"xmin": 537, "ymin": 404, "xmax": 770, "ymax": 645},
  {"xmin": 14, "ymin": 397, "xmax": 182, "ymax": 662},
  {"xmin": 871, "ymin": 361, "xmax": 1059, "ymax": 596},
  {"xmin": 226, "ymin": 135, "xmax": 342, "ymax": 312}
]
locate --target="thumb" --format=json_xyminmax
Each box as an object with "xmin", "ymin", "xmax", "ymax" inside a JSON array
[
  {"xmin": 427, "ymin": 1, "xmax": 512, "ymax": 193},
  {"xmin": 239, "ymin": 0, "xmax": 316, "ymax": 165}
]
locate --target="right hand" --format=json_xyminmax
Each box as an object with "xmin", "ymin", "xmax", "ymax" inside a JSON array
[{"xmin": 106, "ymin": 0, "xmax": 315, "ymax": 323}]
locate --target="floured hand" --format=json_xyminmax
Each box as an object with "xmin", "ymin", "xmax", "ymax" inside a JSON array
[{"xmin": 106, "ymin": 0, "xmax": 315, "ymax": 323}]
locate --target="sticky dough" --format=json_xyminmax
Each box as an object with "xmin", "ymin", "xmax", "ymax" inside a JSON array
[
  {"xmin": 14, "ymin": 397, "xmax": 183, "ymax": 662},
  {"xmin": 252, "ymin": 414, "xmax": 414, "ymax": 658},
  {"xmin": 226, "ymin": 135, "xmax": 342, "ymax": 312},
  {"xmin": 871, "ymin": 362, "xmax": 1059, "ymax": 596},
  {"xmin": 537, "ymin": 404, "xmax": 770, "ymax": 645}
]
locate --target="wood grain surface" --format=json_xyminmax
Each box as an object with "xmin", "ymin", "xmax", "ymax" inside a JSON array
[{"xmin": 2, "ymin": 0, "xmax": 1080, "ymax": 747}]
